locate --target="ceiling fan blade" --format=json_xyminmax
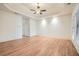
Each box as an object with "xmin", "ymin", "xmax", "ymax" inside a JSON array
[
  {"xmin": 41, "ymin": 10, "xmax": 46, "ymax": 12},
  {"xmin": 37, "ymin": 6, "xmax": 40, "ymax": 9},
  {"xmin": 40, "ymin": 12, "xmax": 42, "ymax": 14},
  {"xmin": 30, "ymin": 9, "xmax": 35, "ymax": 11}
]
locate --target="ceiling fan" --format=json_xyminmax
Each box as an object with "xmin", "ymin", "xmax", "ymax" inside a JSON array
[{"xmin": 30, "ymin": 3, "xmax": 46, "ymax": 15}]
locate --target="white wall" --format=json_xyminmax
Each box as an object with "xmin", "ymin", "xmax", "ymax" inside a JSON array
[
  {"xmin": 36, "ymin": 14, "xmax": 72, "ymax": 39},
  {"xmin": 22, "ymin": 17, "xmax": 30, "ymax": 36},
  {"xmin": 0, "ymin": 10, "xmax": 23, "ymax": 42},
  {"xmin": 29, "ymin": 19, "xmax": 37, "ymax": 36},
  {"xmin": 0, "ymin": 10, "xmax": 72, "ymax": 42}
]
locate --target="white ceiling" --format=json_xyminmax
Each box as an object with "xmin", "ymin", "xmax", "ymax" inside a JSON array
[{"xmin": 3, "ymin": 3, "xmax": 76, "ymax": 19}]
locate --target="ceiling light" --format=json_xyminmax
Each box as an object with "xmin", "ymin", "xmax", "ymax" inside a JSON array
[
  {"xmin": 52, "ymin": 17, "xmax": 58, "ymax": 24},
  {"xmin": 41, "ymin": 19, "xmax": 47, "ymax": 26}
]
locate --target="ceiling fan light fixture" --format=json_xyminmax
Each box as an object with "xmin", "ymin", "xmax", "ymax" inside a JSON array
[
  {"xmin": 30, "ymin": 3, "xmax": 46, "ymax": 15},
  {"xmin": 37, "ymin": 11, "xmax": 40, "ymax": 14}
]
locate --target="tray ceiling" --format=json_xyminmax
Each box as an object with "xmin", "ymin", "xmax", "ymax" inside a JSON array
[{"xmin": 3, "ymin": 3, "xmax": 76, "ymax": 18}]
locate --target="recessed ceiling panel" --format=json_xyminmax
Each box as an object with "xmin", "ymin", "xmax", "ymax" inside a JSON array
[{"xmin": 4, "ymin": 3, "xmax": 76, "ymax": 18}]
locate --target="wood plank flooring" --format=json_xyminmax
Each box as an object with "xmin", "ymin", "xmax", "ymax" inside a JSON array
[{"xmin": 0, "ymin": 36, "xmax": 78, "ymax": 56}]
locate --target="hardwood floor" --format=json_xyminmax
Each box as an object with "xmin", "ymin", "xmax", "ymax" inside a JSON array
[{"xmin": 0, "ymin": 36, "xmax": 78, "ymax": 56}]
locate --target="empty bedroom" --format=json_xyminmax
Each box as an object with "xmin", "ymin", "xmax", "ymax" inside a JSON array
[{"xmin": 0, "ymin": 3, "xmax": 79, "ymax": 56}]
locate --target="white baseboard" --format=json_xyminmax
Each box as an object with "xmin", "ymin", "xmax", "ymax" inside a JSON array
[{"xmin": 0, "ymin": 37, "xmax": 22, "ymax": 43}]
